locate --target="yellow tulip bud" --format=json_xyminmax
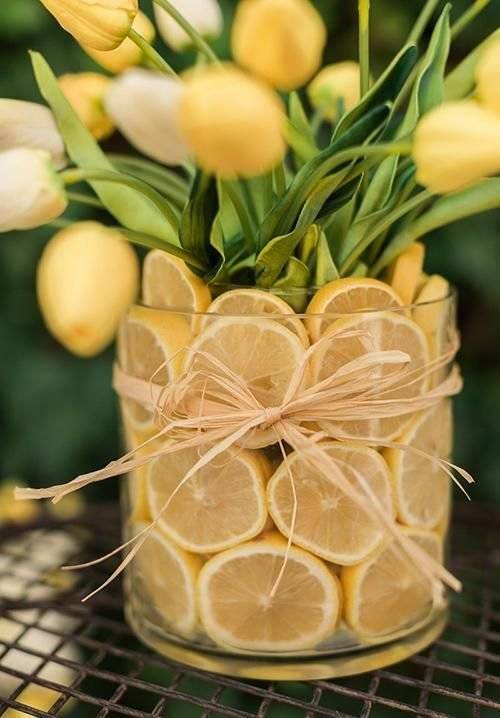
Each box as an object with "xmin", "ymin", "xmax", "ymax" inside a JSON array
[
  {"xmin": 154, "ymin": 0, "xmax": 223, "ymax": 51},
  {"xmin": 0, "ymin": 148, "xmax": 67, "ymax": 232},
  {"xmin": 37, "ymin": 222, "xmax": 140, "ymax": 357},
  {"xmin": 0, "ymin": 99, "xmax": 66, "ymax": 168},
  {"xmin": 105, "ymin": 69, "xmax": 190, "ymax": 165},
  {"xmin": 179, "ymin": 66, "xmax": 286, "ymax": 177},
  {"xmin": 58, "ymin": 73, "xmax": 114, "ymax": 141},
  {"xmin": 82, "ymin": 11, "xmax": 156, "ymax": 74},
  {"xmin": 308, "ymin": 62, "xmax": 360, "ymax": 120},
  {"xmin": 414, "ymin": 101, "xmax": 500, "ymax": 194},
  {"xmin": 231, "ymin": 0, "xmax": 326, "ymax": 90},
  {"xmin": 476, "ymin": 40, "xmax": 500, "ymax": 115},
  {"xmin": 39, "ymin": 0, "xmax": 138, "ymax": 51}
]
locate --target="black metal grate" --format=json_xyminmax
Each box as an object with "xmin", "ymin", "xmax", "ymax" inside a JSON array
[{"xmin": 0, "ymin": 503, "xmax": 499, "ymax": 718}]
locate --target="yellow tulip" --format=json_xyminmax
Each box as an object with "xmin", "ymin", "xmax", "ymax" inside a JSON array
[
  {"xmin": 39, "ymin": 0, "xmax": 138, "ymax": 51},
  {"xmin": 0, "ymin": 148, "xmax": 68, "ymax": 232},
  {"xmin": 308, "ymin": 62, "xmax": 360, "ymax": 120},
  {"xmin": 37, "ymin": 222, "xmax": 139, "ymax": 357},
  {"xmin": 414, "ymin": 100, "xmax": 500, "ymax": 194},
  {"xmin": 179, "ymin": 66, "xmax": 286, "ymax": 177},
  {"xmin": 0, "ymin": 99, "xmax": 66, "ymax": 168},
  {"xmin": 231, "ymin": 0, "xmax": 326, "ymax": 90},
  {"xmin": 58, "ymin": 73, "xmax": 114, "ymax": 140},
  {"xmin": 82, "ymin": 11, "xmax": 156, "ymax": 74},
  {"xmin": 476, "ymin": 40, "xmax": 500, "ymax": 115}
]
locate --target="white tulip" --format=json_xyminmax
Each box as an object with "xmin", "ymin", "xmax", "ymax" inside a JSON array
[
  {"xmin": 154, "ymin": 0, "xmax": 222, "ymax": 51},
  {"xmin": 104, "ymin": 69, "xmax": 190, "ymax": 165},
  {"xmin": 0, "ymin": 99, "xmax": 66, "ymax": 169},
  {"xmin": 0, "ymin": 148, "xmax": 68, "ymax": 232}
]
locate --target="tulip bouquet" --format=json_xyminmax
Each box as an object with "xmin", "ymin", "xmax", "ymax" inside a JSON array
[
  {"xmin": 6, "ymin": 0, "xmax": 500, "ymax": 679},
  {"xmin": 1, "ymin": 0, "xmax": 500, "ymax": 353}
]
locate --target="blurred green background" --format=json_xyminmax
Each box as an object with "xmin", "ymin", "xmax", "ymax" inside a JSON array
[{"xmin": 1, "ymin": 0, "xmax": 499, "ymax": 508}]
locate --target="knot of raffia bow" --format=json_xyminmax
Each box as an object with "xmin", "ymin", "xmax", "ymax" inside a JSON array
[{"xmin": 16, "ymin": 325, "xmax": 473, "ymax": 604}]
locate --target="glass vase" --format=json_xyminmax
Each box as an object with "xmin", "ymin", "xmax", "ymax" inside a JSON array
[{"xmin": 118, "ymin": 284, "xmax": 457, "ymax": 680}]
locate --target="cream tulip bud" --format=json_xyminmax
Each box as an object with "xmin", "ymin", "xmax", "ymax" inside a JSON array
[
  {"xmin": 179, "ymin": 66, "xmax": 286, "ymax": 177},
  {"xmin": 39, "ymin": 0, "xmax": 138, "ymax": 51},
  {"xmin": 0, "ymin": 148, "xmax": 67, "ymax": 232},
  {"xmin": 231, "ymin": 0, "xmax": 326, "ymax": 90},
  {"xmin": 154, "ymin": 0, "xmax": 223, "ymax": 51},
  {"xmin": 414, "ymin": 100, "xmax": 500, "ymax": 194},
  {"xmin": 308, "ymin": 62, "xmax": 360, "ymax": 120},
  {"xmin": 476, "ymin": 40, "xmax": 500, "ymax": 115},
  {"xmin": 82, "ymin": 11, "xmax": 156, "ymax": 74},
  {"xmin": 37, "ymin": 222, "xmax": 140, "ymax": 357},
  {"xmin": 105, "ymin": 69, "xmax": 190, "ymax": 165},
  {"xmin": 0, "ymin": 99, "xmax": 66, "ymax": 168},
  {"xmin": 58, "ymin": 73, "xmax": 114, "ymax": 141}
]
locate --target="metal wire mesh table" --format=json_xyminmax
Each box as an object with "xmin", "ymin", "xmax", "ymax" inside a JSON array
[{"xmin": 0, "ymin": 503, "xmax": 499, "ymax": 718}]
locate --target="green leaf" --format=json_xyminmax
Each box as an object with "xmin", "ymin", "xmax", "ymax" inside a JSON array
[
  {"xmin": 298, "ymin": 224, "xmax": 320, "ymax": 265},
  {"xmin": 400, "ymin": 5, "xmax": 451, "ymax": 136},
  {"xmin": 30, "ymin": 52, "xmax": 179, "ymax": 246},
  {"xmin": 325, "ymin": 194, "xmax": 359, "ymax": 261},
  {"xmin": 108, "ymin": 153, "xmax": 189, "ymax": 210},
  {"xmin": 259, "ymin": 104, "xmax": 390, "ymax": 249},
  {"xmin": 335, "ymin": 44, "xmax": 418, "ymax": 137},
  {"xmin": 372, "ymin": 178, "xmax": 500, "ymax": 274},
  {"xmin": 256, "ymin": 174, "xmax": 359, "ymax": 287},
  {"xmin": 180, "ymin": 172, "xmax": 218, "ymax": 264},
  {"xmin": 205, "ymin": 215, "xmax": 227, "ymax": 283},
  {"xmin": 314, "ymin": 230, "xmax": 340, "ymax": 285},
  {"xmin": 444, "ymin": 28, "xmax": 500, "ymax": 101},
  {"xmin": 287, "ymin": 92, "xmax": 319, "ymax": 166},
  {"xmin": 273, "ymin": 257, "xmax": 310, "ymax": 312}
]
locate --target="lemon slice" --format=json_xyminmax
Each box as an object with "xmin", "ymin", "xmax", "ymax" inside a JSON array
[
  {"xmin": 306, "ymin": 278, "xmax": 403, "ymax": 341},
  {"xmin": 132, "ymin": 523, "xmax": 202, "ymax": 637},
  {"xmin": 118, "ymin": 305, "xmax": 193, "ymax": 432},
  {"xmin": 142, "ymin": 250, "xmax": 212, "ymax": 319},
  {"xmin": 122, "ymin": 423, "xmax": 162, "ymax": 523},
  {"xmin": 147, "ymin": 444, "xmax": 270, "ymax": 553},
  {"xmin": 186, "ymin": 317, "xmax": 306, "ymax": 448},
  {"xmin": 384, "ymin": 400, "xmax": 453, "ymax": 529},
  {"xmin": 342, "ymin": 526, "xmax": 442, "ymax": 638},
  {"xmin": 413, "ymin": 275, "xmax": 452, "ymax": 387},
  {"xmin": 311, "ymin": 312, "xmax": 429, "ymax": 442},
  {"xmin": 198, "ymin": 533, "xmax": 341, "ymax": 651},
  {"xmin": 267, "ymin": 441, "xmax": 394, "ymax": 564},
  {"xmin": 386, "ymin": 242, "xmax": 425, "ymax": 306},
  {"xmin": 198, "ymin": 288, "xmax": 309, "ymax": 346}
]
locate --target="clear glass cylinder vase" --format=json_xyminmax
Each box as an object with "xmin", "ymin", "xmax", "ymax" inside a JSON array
[{"xmin": 118, "ymin": 283, "xmax": 457, "ymax": 680}]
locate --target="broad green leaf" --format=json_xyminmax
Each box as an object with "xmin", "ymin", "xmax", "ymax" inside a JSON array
[
  {"xmin": 335, "ymin": 44, "xmax": 418, "ymax": 137},
  {"xmin": 273, "ymin": 257, "xmax": 310, "ymax": 312},
  {"xmin": 372, "ymin": 178, "xmax": 500, "ymax": 274},
  {"xmin": 108, "ymin": 153, "xmax": 189, "ymax": 210},
  {"xmin": 298, "ymin": 224, "xmax": 320, "ymax": 265},
  {"xmin": 325, "ymin": 194, "xmax": 358, "ymax": 261},
  {"xmin": 314, "ymin": 230, "xmax": 340, "ymax": 285},
  {"xmin": 205, "ymin": 215, "xmax": 227, "ymax": 283},
  {"xmin": 180, "ymin": 172, "xmax": 218, "ymax": 264},
  {"xmin": 445, "ymin": 28, "xmax": 500, "ymax": 101},
  {"xmin": 287, "ymin": 92, "xmax": 319, "ymax": 165},
  {"xmin": 400, "ymin": 5, "xmax": 451, "ymax": 136},
  {"xmin": 31, "ymin": 52, "xmax": 179, "ymax": 246}
]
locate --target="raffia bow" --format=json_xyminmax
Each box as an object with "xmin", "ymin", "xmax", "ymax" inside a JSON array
[{"xmin": 16, "ymin": 325, "xmax": 472, "ymax": 604}]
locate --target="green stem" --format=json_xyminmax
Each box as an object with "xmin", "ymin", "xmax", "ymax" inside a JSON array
[
  {"xmin": 61, "ymin": 167, "xmax": 179, "ymax": 231},
  {"xmin": 67, "ymin": 191, "xmax": 105, "ymax": 209},
  {"xmin": 128, "ymin": 29, "xmax": 177, "ymax": 76},
  {"xmin": 340, "ymin": 189, "xmax": 432, "ymax": 275},
  {"xmin": 358, "ymin": 0, "xmax": 371, "ymax": 96},
  {"xmin": 451, "ymin": 0, "xmax": 491, "ymax": 40},
  {"xmin": 221, "ymin": 181, "xmax": 256, "ymax": 252},
  {"xmin": 408, "ymin": 0, "xmax": 442, "ymax": 44},
  {"xmin": 118, "ymin": 228, "xmax": 207, "ymax": 271},
  {"xmin": 47, "ymin": 218, "xmax": 72, "ymax": 230},
  {"xmin": 153, "ymin": 0, "xmax": 220, "ymax": 64}
]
